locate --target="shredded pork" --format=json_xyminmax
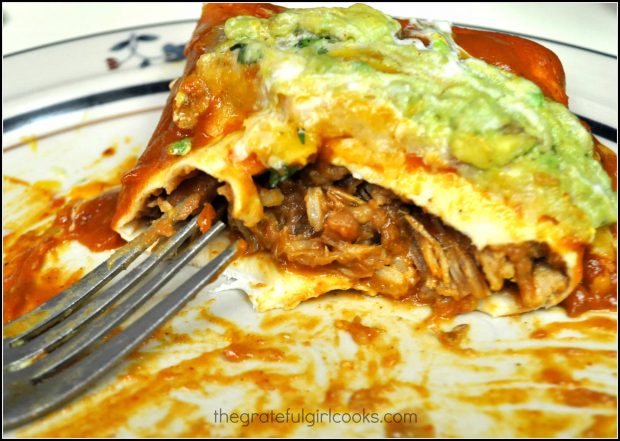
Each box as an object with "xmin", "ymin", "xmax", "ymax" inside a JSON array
[{"xmin": 230, "ymin": 161, "xmax": 569, "ymax": 307}]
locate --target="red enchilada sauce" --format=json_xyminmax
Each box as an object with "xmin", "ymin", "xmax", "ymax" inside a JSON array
[
  {"xmin": 70, "ymin": 191, "xmax": 127, "ymax": 251},
  {"xmin": 112, "ymin": 3, "xmax": 282, "ymax": 225},
  {"xmin": 451, "ymin": 27, "xmax": 568, "ymax": 106},
  {"xmin": 197, "ymin": 202, "xmax": 217, "ymax": 234},
  {"xmin": 562, "ymin": 238, "xmax": 618, "ymax": 316},
  {"xmin": 3, "ymin": 190, "xmax": 125, "ymax": 323},
  {"xmin": 561, "ymin": 141, "xmax": 618, "ymax": 316}
]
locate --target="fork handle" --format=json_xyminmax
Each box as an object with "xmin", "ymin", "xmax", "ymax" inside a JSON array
[{"xmin": 3, "ymin": 241, "xmax": 237, "ymax": 431}]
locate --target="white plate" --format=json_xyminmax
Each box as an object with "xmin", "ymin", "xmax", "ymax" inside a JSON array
[{"xmin": 3, "ymin": 16, "xmax": 617, "ymax": 438}]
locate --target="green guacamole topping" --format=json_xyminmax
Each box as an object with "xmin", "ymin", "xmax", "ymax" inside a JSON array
[{"xmin": 211, "ymin": 4, "xmax": 617, "ymax": 237}]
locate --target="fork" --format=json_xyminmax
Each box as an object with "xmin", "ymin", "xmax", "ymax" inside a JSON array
[{"xmin": 3, "ymin": 213, "xmax": 237, "ymax": 430}]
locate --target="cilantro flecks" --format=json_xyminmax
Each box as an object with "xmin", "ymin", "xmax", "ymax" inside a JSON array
[
  {"xmin": 168, "ymin": 138, "xmax": 192, "ymax": 156},
  {"xmin": 297, "ymin": 128, "xmax": 306, "ymax": 144},
  {"xmin": 230, "ymin": 42, "xmax": 261, "ymax": 64}
]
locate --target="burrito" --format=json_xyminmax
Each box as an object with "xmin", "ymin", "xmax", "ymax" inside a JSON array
[{"xmin": 112, "ymin": 3, "xmax": 617, "ymax": 316}]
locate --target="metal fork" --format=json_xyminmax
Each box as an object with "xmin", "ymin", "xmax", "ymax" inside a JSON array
[{"xmin": 3, "ymin": 214, "xmax": 237, "ymax": 430}]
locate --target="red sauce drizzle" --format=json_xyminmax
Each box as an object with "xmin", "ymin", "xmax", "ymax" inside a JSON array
[
  {"xmin": 562, "ymin": 247, "xmax": 617, "ymax": 317},
  {"xmin": 3, "ymin": 190, "xmax": 126, "ymax": 323},
  {"xmin": 451, "ymin": 27, "xmax": 568, "ymax": 105},
  {"xmin": 70, "ymin": 191, "xmax": 127, "ymax": 251},
  {"xmin": 112, "ymin": 3, "xmax": 283, "ymax": 227},
  {"xmin": 197, "ymin": 202, "xmax": 216, "ymax": 234}
]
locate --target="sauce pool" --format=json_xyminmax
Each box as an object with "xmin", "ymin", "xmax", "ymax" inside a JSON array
[
  {"xmin": 3, "ymin": 190, "xmax": 126, "ymax": 323},
  {"xmin": 70, "ymin": 191, "xmax": 127, "ymax": 252}
]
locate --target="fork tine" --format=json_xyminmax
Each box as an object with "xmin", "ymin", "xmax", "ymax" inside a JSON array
[
  {"xmin": 3, "ymin": 223, "xmax": 161, "ymax": 346},
  {"xmin": 23, "ymin": 221, "xmax": 227, "ymax": 381},
  {"xmin": 3, "ymin": 216, "xmax": 201, "ymax": 369},
  {"xmin": 3, "ymin": 241, "xmax": 237, "ymax": 431}
]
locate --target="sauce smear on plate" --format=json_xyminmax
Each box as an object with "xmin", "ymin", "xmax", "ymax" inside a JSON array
[{"xmin": 3, "ymin": 190, "xmax": 125, "ymax": 323}]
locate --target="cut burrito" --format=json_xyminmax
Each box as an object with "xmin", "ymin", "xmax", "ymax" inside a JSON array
[{"xmin": 112, "ymin": 3, "xmax": 617, "ymax": 316}]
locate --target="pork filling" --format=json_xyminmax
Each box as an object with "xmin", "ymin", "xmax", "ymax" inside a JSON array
[
  {"xmin": 139, "ymin": 162, "xmax": 569, "ymax": 309},
  {"xmin": 233, "ymin": 161, "xmax": 569, "ymax": 308}
]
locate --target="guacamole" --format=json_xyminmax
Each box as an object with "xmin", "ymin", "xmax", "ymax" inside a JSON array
[{"xmin": 193, "ymin": 4, "xmax": 618, "ymax": 237}]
